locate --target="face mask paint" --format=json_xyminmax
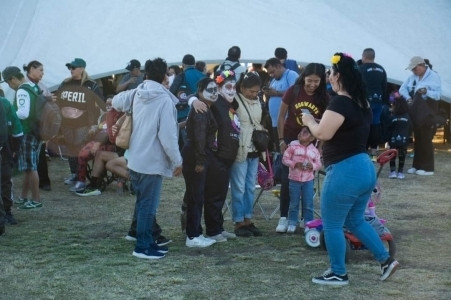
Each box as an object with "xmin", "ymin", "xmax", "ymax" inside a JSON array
[
  {"xmin": 219, "ymin": 80, "xmax": 236, "ymax": 102},
  {"xmin": 202, "ymin": 82, "xmax": 218, "ymax": 102}
]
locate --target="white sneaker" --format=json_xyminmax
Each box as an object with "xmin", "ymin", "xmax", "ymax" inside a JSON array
[
  {"xmin": 207, "ymin": 234, "xmax": 227, "ymax": 243},
  {"xmin": 221, "ymin": 231, "xmax": 236, "ymax": 239},
  {"xmin": 397, "ymin": 172, "xmax": 405, "ymax": 179},
  {"xmin": 415, "ymin": 170, "xmax": 434, "ymax": 176},
  {"xmin": 276, "ymin": 217, "xmax": 288, "ymax": 233},
  {"xmin": 186, "ymin": 236, "xmax": 216, "ymax": 248},
  {"xmin": 287, "ymin": 225, "xmax": 296, "ymax": 233},
  {"xmin": 407, "ymin": 168, "xmax": 417, "ymax": 174},
  {"xmin": 388, "ymin": 171, "xmax": 397, "ymax": 179}
]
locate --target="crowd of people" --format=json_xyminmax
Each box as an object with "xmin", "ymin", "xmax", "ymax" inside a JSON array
[{"xmin": 0, "ymin": 45, "xmax": 444, "ymax": 285}]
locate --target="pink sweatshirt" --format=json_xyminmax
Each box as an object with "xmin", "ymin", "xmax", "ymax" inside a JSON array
[{"xmin": 282, "ymin": 141, "xmax": 322, "ymax": 182}]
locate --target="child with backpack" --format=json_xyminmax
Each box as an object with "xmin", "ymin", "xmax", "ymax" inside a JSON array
[
  {"xmin": 282, "ymin": 126, "xmax": 321, "ymax": 233},
  {"xmin": 387, "ymin": 93, "xmax": 411, "ymax": 179}
]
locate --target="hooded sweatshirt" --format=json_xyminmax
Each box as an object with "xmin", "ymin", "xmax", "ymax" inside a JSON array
[
  {"xmin": 112, "ymin": 80, "xmax": 182, "ymax": 177},
  {"xmin": 282, "ymin": 140, "xmax": 322, "ymax": 182}
]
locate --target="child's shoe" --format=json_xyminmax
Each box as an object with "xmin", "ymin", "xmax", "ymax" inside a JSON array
[
  {"xmin": 286, "ymin": 225, "xmax": 296, "ymax": 233},
  {"xmin": 388, "ymin": 171, "xmax": 397, "ymax": 179},
  {"xmin": 397, "ymin": 172, "xmax": 405, "ymax": 179}
]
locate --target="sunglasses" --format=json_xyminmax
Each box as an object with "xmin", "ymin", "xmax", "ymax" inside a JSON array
[
  {"xmin": 67, "ymin": 66, "xmax": 79, "ymax": 70},
  {"xmin": 205, "ymin": 87, "xmax": 218, "ymax": 93}
]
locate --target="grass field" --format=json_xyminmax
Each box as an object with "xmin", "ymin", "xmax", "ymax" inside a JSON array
[{"xmin": 1, "ymin": 143, "xmax": 451, "ymax": 300}]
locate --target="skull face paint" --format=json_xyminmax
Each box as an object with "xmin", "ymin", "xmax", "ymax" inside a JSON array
[
  {"xmin": 202, "ymin": 82, "xmax": 218, "ymax": 102},
  {"xmin": 219, "ymin": 80, "xmax": 236, "ymax": 102}
]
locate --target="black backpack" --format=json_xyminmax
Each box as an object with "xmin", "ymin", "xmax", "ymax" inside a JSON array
[
  {"xmin": 20, "ymin": 84, "xmax": 62, "ymax": 141},
  {"xmin": 216, "ymin": 62, "xmax": 241, "ymax": 79}
]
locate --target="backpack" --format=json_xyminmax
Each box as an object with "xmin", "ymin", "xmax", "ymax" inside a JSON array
[
  {"xmin": 284, "ymin": 59, "xmax": 301, "ymax": 74},
  {"xmin": 20, "ymin": 84, "xmax": 62, "ymax": 141},
  {"xmin": 216, "ymin": 61, "xmax": 241, "ymax": 79}
]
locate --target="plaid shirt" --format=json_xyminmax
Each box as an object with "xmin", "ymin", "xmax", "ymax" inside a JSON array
[{"xmin": 282, "ymin": 141, "xmax": 321, "ymax": 182}]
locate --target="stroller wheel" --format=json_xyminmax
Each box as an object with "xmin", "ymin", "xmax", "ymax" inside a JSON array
[{"xmin": 305, "ymin": 229, "xmax": 321, "ymax": 248}]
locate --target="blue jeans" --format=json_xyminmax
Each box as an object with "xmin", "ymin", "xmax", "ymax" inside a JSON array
[
  {"xmin": 321, "ymin": 153, "xmax": 389, "ymax": 275},
  {"xmin": 129, "ymin": 170, "xmax": 163, "ymax": 250},
  {"xmin": 230, "ymin": 157, "xmax": 259, "ymax": 223},
  {"xmin": 288, "ymin": 179, "xmax": 314, "ymax": 225}
]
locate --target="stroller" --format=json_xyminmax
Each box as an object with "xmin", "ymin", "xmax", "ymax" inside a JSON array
[{"xmin": 304, "ymin": 149, "xmax": 397, "ymax": 263}]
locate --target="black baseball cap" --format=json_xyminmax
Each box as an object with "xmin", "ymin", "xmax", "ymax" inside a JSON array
[
  {"xmin": 126, "ymin": 59, "xmax": 141, "ymax": 71},
  {"xmin": 0, "ymin": 66, "xmax": 22, "ymax": 83}
]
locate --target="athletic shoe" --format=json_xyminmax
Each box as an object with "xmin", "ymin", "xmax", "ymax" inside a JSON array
[
  {"xmin": 276, "ymin": 217, "xmax": 288, "ymax": 233},
  {"xmin": 287, "ymin": 225, "xmax": 296, "ymax": 233},
  {"xmin": 245, "ymin": 223, "xmax": 263, "ymax": 236},
  {"xmin": 70, "ymin": 181, "xmax": 86, "ymax": 192},
  {"xmin": 149, "ymin": 243, "xmax": 169, "ymax": 254},
  {"xmin": 312, "ymin": 269, "xmax": 349, "ymax": 286},
  {"xmin": 155, "ymin": 236, "xmax": 172, "ymax": 246},
  {"xmin": 407, "ymin": 168, "xmax": 417, "ymax": 174},
  {"xmin": 76, "ymin": 187, "xmax": 101, "ymax": 197},
  {"xmin": 14, "ymin": 197, "xmax": 27, "ymax": 205},
  {"xmin": 221, "ymin": 231, "xmax": 236, "ymax": 239},
  {"xmin": 40, "ymin": 185, "xmax": 52, "ymax": 191},
  {"xmin": 388, "ymin": 171, "xmax": 397, "ymax": 179},
  {"xmin": 132, "ymin": 247, "xmax": 165, "ymax": 260},
  {"xmin": 207, "ymin": 234, "xmax": 227, "ymax": 243},
  {"xmin": 64, "ymin": 174, "xmax": 77, "ymax": 185},
  {"xmin": 185, "ymin": 236, "xmax": 216, "ymax": 248},
  {"xmin": 380, "ymin": 258, "xmax": 400, "ymax": 281},
  {"xmin": 125, "ymin": 235, "xmax": 136, "ymax": 242},
  {"xmin": 415, "ymin": 170, "xmax": 434, "ymax": 176},
  {"xmin": 5, "ymin": 211, "xmax": 18, "ymax": 225},
  {"xmin": 18, "ymin": 200, "xmax": 43, "ymax": 210},
  {"xmin": 397, "ymin": 172, "xmax": 405, "ymax": 179},
  {"xmin": 234, "ymin": 226, "xmax": 253, "ymax": 237}
]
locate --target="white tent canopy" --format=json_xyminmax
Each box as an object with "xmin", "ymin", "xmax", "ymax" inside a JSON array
[{"xmin": 1, "ymin": 0, "xmax": 450, "ymax": 102}]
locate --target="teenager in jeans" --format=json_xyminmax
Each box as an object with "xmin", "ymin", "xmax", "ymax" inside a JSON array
[
  {"xmin": 230, "ymin": 72, "xmax": 265, "ymax": 237},
  {"xmin": 112, "ymin": 58, "xmax": 182, "ymax": 260},
  {"xmin": 276, "ymin": 63, "xmax": 329, "ymax": 233},
  {"xmin": 303, "ymin": 53, "xmax": 399, "ymax": 285},
  {"xmin": 282, "ymin": 126, "xmax": 321, "ymax": 233}
]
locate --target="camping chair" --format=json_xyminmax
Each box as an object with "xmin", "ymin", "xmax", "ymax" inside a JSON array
[{"xmin": 223, "ymin": 184, "xmax": 274, "ymax": 220}]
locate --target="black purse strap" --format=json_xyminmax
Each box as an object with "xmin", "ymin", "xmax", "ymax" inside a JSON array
[{"xmin": 237, "ymin": 93, "xmax": 257, "ymax": 129}]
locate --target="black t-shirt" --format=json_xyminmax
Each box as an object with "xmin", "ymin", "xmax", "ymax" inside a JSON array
[
  {"xmin": 322, "ymin": 95, "xmax": 372, "ymax": 168},
  {"xmin": 359, "ymin": 62, "xmax": 387, "ymax": 102},
  {"xmin": 211, "ymin": 95, "xmax": 240, "ymax": 162}
]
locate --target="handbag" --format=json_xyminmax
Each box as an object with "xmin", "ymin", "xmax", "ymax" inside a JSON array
[
  {"xmin": 115, "ymin": 90, "xmax": 137, "ymax": 149},
  {"xmin": 257, "ymin": 150, "xmax": 274, "ymax": 190},
  {"xmin": 237, "ymin": 94, "xmax": 269, "ymax": 152}
]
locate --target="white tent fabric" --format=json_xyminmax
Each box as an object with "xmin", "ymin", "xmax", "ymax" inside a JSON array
[{"xmin": 1, "ymin": 0, "xmax": 450, "ymax": 102}]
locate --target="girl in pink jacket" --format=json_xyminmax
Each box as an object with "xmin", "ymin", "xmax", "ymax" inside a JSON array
[{"xmin": 282, "ymin": 126, "xmax": 322, "ymax": 233}]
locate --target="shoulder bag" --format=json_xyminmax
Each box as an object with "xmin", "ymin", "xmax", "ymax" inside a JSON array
[{"xmin": 237, "ymin": 93, "xmax": 269, "ymax": 152}]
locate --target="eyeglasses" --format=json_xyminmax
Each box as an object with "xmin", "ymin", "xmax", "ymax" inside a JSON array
[
  {"xmin": 205, "ymin": 87, "xmax": 218, "ymax": 93},
  {"xmin": 67, "ymin": 66, "xmax": 79, "ymax": 70}
]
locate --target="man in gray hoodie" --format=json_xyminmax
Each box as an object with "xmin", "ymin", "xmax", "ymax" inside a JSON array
[{"xmin": 112, "ymin": 58, "xmax": 182, "ymax": 260}]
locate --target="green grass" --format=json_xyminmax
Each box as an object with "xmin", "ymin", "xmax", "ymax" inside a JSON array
[{"xmin": 1, "ymin": 144, "xmax": 451, "ymax": 299}]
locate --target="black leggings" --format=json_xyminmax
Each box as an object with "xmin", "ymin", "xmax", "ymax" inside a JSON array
[{"xmin": 389, "ymin": 146, "xmax": 407, "ymax": 173}]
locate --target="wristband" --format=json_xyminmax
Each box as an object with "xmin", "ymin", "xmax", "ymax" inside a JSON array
[{"xmin": 279, "ymin": 141, "xmax": 286, "ymax": 146}]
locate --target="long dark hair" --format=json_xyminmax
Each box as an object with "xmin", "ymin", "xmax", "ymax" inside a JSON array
[
  {"xmin": 294, "ymin": 63, "xmax": 329, "ymax": 113},
  {"xmin": 331, "ymin": 52, "xmax": 369, "ymax": 109},
  {"xmin": 392, "ymin": 96, "xmax": 409, "ymax": 115},
  {"xmin": 236, "ymin": 71, "xmax": 261, "ymax": 95},
  {"xmin": 23, "ymin": 60, "xmax": 43, "ymax": 74}
]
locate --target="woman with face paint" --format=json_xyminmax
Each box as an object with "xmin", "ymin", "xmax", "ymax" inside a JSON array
[
  {"xmin": 190, "ymin": 70, "xmax": 240, "ymax": 243},
  {"xmin": 182, "ymin": 78, "xmax": 219, "ymax": 248}
]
